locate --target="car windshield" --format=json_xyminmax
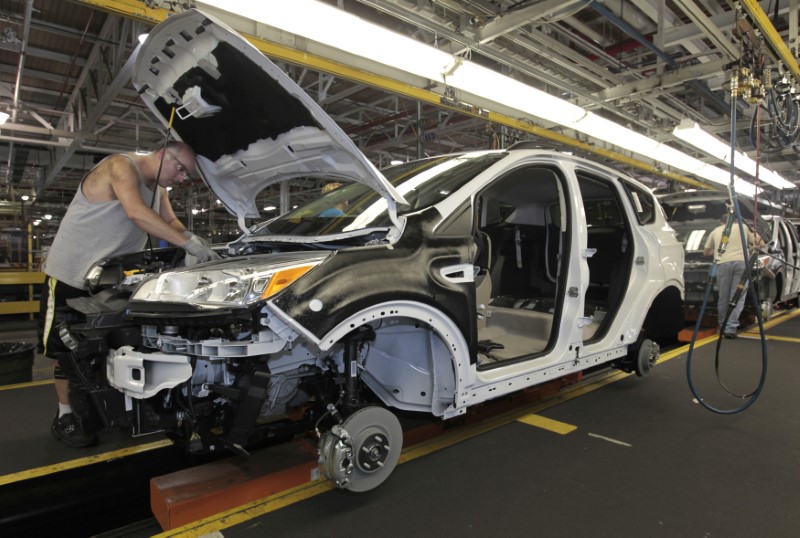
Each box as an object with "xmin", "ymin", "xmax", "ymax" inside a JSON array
[
  {"xmin": 669, "ymin": 221, "xmax": 717, "ymax": 255},
  {"xmin": 667, "ymin": 215, "xmax": 771, "ymax": 257},
  {"xmin": 661, "ymin": 197, "xmax": 771, "ymax": 236},
  {"xmin": 257, "ymin": 152, "xmax": 506, "ymax": 237}
]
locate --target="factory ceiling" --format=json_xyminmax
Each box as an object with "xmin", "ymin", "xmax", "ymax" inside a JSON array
[{"xmin": 1, "ymin": 0, "xmax": 799, "ymax": 238}]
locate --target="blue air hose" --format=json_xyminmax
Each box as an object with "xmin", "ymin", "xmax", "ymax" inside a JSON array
[{"xmin": 684, "ymin": 85, "xmax": 769, "ymax": 415}]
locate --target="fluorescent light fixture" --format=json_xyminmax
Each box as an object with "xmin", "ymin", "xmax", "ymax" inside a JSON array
[
  {"xmin": 202, "ymin": 0, "xmax": 769, "ymax": 192},
  {"xmin": 673, "ymin": 120, "xmax": 794, "ymax": 189},
  {"xmin": 21, "ymin": 195, "xmax": 29, "ymax": 201},
  {"xmin": 390, "ymin": 160, "xmax": 403, "ymax": 166},
  {"xmin": 263, "ymin": 205, "xmax": 277, "ymax": 211},
  {"xmin": 0, "ymin": 111, "xmax": 8, "ymax": 125},
  {"xmin": 672, "ymin": 120, "xmax": 730, "ymax": 161},
  {"xmin": 44, "ymin": 214, "xmax": 52, "ymax": 220},
  {"xmin": 567, "ymin": 113, "xmax": 658, "ymax": 154},
  {"xmin": 733, "ymin": 177, "xmax": 758, "ymax": 197}
]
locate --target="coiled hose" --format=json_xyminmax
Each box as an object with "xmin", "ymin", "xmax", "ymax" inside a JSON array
[{"xmin": 685, "ymin": 94, "xmax": 769, "ymax": 415}]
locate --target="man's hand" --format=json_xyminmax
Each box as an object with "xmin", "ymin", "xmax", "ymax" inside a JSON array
[
  {"xmin": 183, "ymin": 230, "xmax": 211, "ymax": 246},
  {"xmin": 183, "ymin": 232, "xmax": 221, "ymax": 263}
]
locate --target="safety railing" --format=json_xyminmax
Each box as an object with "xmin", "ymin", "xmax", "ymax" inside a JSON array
[{"xmin": 0, "ymin": 271, "xmax": 44, "ymax": 316}]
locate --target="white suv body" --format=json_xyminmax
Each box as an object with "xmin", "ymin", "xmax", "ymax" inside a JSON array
[{"xmin": 67, "ymin": 9, "xmax": 684, "ymax": 492}]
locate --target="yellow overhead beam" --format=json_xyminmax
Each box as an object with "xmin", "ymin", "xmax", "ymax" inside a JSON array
[
  {"xmin": 67, "ymin": 0, "xmax": 172, "ymax": 24},
  {"xmin": 69, "ymin": 0, "xmax": 710, "ymax": 190}
]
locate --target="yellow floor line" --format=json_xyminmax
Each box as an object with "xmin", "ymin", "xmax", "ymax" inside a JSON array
[
  {"xmin": 0, "ymin": 379, "xmax": 53, "ymax": 391},
  {"xmin": 764, "ymin": 307, "xmax": 800, "ymax": 327},
  {"xmin": 737, "ymin": 308, "xmax": 800, "ymax": 340},
  {"xmin": 0, "ymin": 439, "xmax": 173, "ymax": 487},
  {"xmin": 517, "ymin": 413, "xmax": 577, "ymax": 434},
  {"xmin": 749, "ymin": 334, "xmax": 800, "ymax": 343}
]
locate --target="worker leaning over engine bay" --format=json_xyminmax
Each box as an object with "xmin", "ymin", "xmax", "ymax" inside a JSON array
[{"xmin": 38, "ymin": 141, "xmax": 219, "ymax": 447}]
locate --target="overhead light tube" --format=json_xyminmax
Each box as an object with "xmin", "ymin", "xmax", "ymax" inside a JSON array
[
  {"xmin": 673, "ymin": 120, "xmax": 794, "ymax": 189},
  {"xmin": 199, "ymin": 0, "xmax": 769, "ymax": 195}
]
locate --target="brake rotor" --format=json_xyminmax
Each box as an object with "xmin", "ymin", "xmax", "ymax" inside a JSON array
[
  {"xmin": 317, "ymin": 406, "xmax": 403, "ymax": 493},
  {"xmin": 635, "ymin": 338, "xmax": 660, "ymax": 377}
]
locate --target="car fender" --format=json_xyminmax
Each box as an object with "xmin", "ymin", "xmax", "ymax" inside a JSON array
[
  {"xmin": 316, "ymin": 299, "xmax": 472, "ymax": 416},
  {"xmin": 268, "ymin": 210, "xmax": 478, "ymax": 358}
]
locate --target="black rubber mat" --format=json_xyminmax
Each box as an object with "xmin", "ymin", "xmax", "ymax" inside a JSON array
[
  {"xmin": 220, "ymin": 339, "xmax": 800, "ymax": 538},
  {"xmin": 764, "ymin": 313, "xmax": 800, "ymax": 338}
]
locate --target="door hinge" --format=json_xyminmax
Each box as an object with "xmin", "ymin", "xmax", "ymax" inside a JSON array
[{"xmin": 568, "ymin": 286, "xmax": 579, "ymax": 297}]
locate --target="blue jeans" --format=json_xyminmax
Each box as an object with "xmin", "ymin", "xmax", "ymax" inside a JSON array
[{"xmin": 716, "ymin": 261, "xmax": 747, "ymax": 333}]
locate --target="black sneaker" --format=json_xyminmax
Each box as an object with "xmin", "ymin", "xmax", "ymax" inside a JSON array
[{"xmin": 51, "ymin": 412, "xmax": 98, "ymax": 448}]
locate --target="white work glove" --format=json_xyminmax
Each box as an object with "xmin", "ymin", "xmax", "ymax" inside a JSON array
[
  {"xmin": 182, "ymin": 231, "xmax": 221, "ymax": 264},
  {"xmin": 183, "ymin": 230, "xmax": 212, "ymax": 247}
]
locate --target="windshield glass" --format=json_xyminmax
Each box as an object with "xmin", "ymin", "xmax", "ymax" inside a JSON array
[
  {"xmin": 259, "ymin": 152, "xmax": 506, "ymax": 236},
  {"xmin": 669, "ymin": 221, "xmax": 717, "ymax": 255},
  {"xmin": 668, "ymin": 215, "xmax": 771, "ymax": 256}
]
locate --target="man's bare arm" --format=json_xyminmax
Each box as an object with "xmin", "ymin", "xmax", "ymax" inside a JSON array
[{"xmin": 110, "ymin": 161, "xmax": 188, "ymax": 246}]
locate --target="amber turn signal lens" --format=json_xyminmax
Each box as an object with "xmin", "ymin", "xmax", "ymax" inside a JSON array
[{"xmin": 261, "ymin": 265, "xmax": 315, "ymax": 299}]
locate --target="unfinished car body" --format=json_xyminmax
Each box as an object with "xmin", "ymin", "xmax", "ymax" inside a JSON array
[
  {"xmin": 61, "ymin": 10, "xmax": 684, "ymax": 492},
  {"xmin": 659, "ymin": 190, "xmax": 798, "ymax": 319}
]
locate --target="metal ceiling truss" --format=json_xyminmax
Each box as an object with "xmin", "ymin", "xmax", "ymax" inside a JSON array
[
  {"xmin": 62, "ymin": 0, "xmax": 710, "ymax": 188},
  {"xmin": 0, "ymin": 8, "xmax": 159, "ymax": 200},
  {"xmin": 3, "ymin": 0, "xmax": 798, "ymax": 233}
]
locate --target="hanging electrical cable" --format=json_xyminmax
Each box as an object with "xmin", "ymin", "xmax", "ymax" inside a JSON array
[
  {"xmin": 749, "ymin": 84, "xmax": 800, "ymax": 152},
  {"xmin": 685, "ymin": 80, "xmax": 769, "ymax": 415}
]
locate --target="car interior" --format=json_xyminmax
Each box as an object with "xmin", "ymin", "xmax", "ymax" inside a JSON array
[{"xmin": 473, "ymin": 166, "xmax": 632, "ymax": 367}]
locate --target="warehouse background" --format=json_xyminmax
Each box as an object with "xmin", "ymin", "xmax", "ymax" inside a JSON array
[{"xmin": 1, "ymin": 0, "xmax": 799, "ymax": 268}]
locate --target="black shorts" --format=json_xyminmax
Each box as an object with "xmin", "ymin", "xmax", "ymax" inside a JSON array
[{"xmin": 38, "ymin": 276, "xmax": 90, "ymax": 371}]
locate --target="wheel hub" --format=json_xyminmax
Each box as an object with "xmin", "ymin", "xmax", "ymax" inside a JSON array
[
  {"xmin": 356, "ymin": 433, "xmax": 390, "ymax": 472},
  {"xmin": 636, "ymin": 338, "xmax": 660, "ymax": 377}
]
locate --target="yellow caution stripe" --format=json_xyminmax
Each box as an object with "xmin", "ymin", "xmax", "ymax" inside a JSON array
[
  {"xmin": 0, "ymin": 379, "xmax": 54, "ymax": 392},
  {"xmin": 517, "ymin": 414, "xmax": 577, "ymax": 434},
  {"xmin": 740, "ymin": 334, "xmax": 800, "ymax": 343},
  {"xmin": 0, "ymin": 439, "xmax": 173, "ymax": 486}
]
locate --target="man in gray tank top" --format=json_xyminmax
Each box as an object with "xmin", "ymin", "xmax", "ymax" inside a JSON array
[{"xmin": 40, "ymin": 140, "xmax": 220, "ymax": 447}]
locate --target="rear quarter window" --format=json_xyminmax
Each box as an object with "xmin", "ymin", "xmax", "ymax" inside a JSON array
[{"xmin": 621, "ymin": 180, "xmax": 656, "ymax": 225}]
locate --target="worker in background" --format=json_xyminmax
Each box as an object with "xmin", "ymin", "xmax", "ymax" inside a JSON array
[
  {"xmin": 319, "ymin": 181, "xmax": 349, "ymax": 217},
  {"xmin": 39, "ymin": 141, "xmax": 219, "ymax": 448},
  {"xmin": 703, "ymin": 212, "xmax": 763, "ymax": 339}
]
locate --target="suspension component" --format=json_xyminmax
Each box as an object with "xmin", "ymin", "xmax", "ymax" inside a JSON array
[{"xmin": 341, "ymin": 325, "xmax": 376, "ymax": 411}]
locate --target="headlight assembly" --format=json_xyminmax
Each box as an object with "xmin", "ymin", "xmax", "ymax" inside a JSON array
[{"xmin": 131, "ymin": 256, "xmax": 325, "ymax": 308}]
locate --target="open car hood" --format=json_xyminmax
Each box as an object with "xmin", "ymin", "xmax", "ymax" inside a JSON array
[{"xmin": 133, "ymin": 9, "xmax": 407, "ymax": 233}]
